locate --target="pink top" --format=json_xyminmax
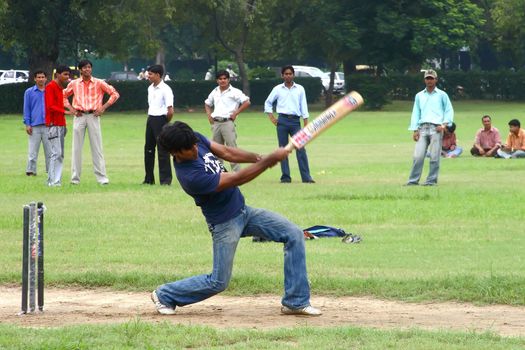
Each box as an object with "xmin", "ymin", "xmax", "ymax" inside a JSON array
[{"xmin": 474, "ymin": 127, "xmax": 501, "ymax": 149}]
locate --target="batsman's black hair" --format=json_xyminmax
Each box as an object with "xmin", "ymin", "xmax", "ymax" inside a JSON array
[
  {"xmin": 78, "ymin": 59, "xmax": 93, "ymax": 70},
  {"xmin": 281, "ymin": 65, "xmax": 294, "ymax": 75},
  {"xmin": 482, "ymin": 115, "xmax": 491, "ymax": 121},
  {"xmin": 508, "ymin": 119, "xmax": 521, "ymax": 128},
  {"xmin": 159, "ymin": 121, "xmax": 199, "ymax": 153},
  {"xmin": 216, "ymin": 69, "xmax": 229, "ymax": 79}
]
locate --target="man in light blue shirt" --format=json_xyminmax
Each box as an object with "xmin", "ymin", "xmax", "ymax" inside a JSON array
[
  {"xmin": 407, "ymin": 69, "xmax": 454, "ymax": 186},
  {"xmin": 23, "ymin": 70, "xmax": 50, "ymax": 176},
  {"xmin": 264, "ymin": 65, "xmax": 314, "ymax": 183}
]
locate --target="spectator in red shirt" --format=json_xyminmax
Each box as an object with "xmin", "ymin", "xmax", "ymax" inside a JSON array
[
  {"xmin": 45, "ymin": 65, "xmax": 73, "ymax": 186},
  {"xmin": 441, "ymin": 123, "xmax": 463, "ymax": 158}
]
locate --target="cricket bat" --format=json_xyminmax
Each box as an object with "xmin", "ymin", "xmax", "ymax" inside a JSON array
[{"xmin": 284, "ymin": 91, "xmax": 364, "ymax": 151}]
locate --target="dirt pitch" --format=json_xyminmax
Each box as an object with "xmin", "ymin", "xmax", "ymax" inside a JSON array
[{"xmin": 1, "ymin": 286, "xmax": 524, "ymax": 337}]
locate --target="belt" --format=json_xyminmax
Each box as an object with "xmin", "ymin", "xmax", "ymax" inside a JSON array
[
  {"xmin": 213, "ymin": 117, "xmax": 231, "ymax": 122},
  {"xmin": 420, "ymin": 122, "xmax": 440, "ymax": 126},
  {"xmin": 278, "ymin": 113, "xmax": 300, "ymax": 119},
  {"xmin": 149, "ymin": 115, "xmax": 167, "ymax": 118},
  {"xmin": 79, "ymin": 110, "xmax": 95, "ymax": 114}
]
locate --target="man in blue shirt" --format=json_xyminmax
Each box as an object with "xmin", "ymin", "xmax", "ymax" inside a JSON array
[
  {"xmin": 407, "ymin": 69, "xmax": 454, "ymax": 186},
  {"xmin": 264, "ymin": 65, "xmax": 315, "ymax": 183},
  {"xmin": 23, "ymin": 70, "xmax": 50, "ymax": 176},
  {"xmin": 151, "ymin": 121, "xmax": 321, "ymax": 317}
]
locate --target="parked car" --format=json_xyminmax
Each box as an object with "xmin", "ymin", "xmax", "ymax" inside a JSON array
[
  {"xmin": 108, "ymin": 71, "xmax": 139, "ymax": 81},
  {"xmin": 292, "ymin": 65, "xmax": 329, "ymax": 92},
  {"xmin": 323, "ymin": 71, "xmax": 345, "ymax": 93},
  {"xmin": 0, "ymin": 69, "xmax": 29, "ymax": 85}
]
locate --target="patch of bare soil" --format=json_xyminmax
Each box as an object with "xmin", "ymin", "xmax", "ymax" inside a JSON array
[{"xmin": 1, "ymin": 287, "xmax": 524, "ymax": 337}]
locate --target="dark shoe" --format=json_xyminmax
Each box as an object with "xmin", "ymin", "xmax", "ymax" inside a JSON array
[
  {"xmin": 404, "ymin": 182, "xmax": 419, "ymax": 186},
  {"xmin": 160, "ymin": 182, "xmax": 171, "ymax": 186},
  {"xmin": 142, "ymin": 181, "xmax": 155, "ymax": 185},
  {"xmin": 302, "ymin": 179, "xmax": 315, "ymax": 183},
  {"xmin": 422, "ymin": 183, "xmax": 437, "ymax": 186},
  {"xmin": 26, "ymin": 172, "xmax": 36, "ymax": 176},
  {"xmin": 280, "ymin": 179, "xmax": 291, "ymax": 183}
]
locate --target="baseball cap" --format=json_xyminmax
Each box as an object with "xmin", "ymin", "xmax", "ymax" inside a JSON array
[{"xmin": 424, "ymin": 69, "xmax": 437, "ymax": 79}]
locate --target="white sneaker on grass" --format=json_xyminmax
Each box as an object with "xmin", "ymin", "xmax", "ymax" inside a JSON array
[
  {"xmin": 151, "ymin": 290, "xmax": 176, "ymax": 315},
  {"xmin": 281, "ymin": 305, "xmax": 322, "ymax": 316}
]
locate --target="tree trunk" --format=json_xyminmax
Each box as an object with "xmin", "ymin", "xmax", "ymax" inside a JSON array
[
  {"xmin": 234, "ymin": 51, "xmax": 250, "ymax": 96},
  {"xmin": 324, "ymin": 62, "xmax": 338, "ymax": 107},
  {"xmin": 28, "ymin": 48, "xmax": 58, "ymax": 81},
  {"xmin": 156, "ymin": 47, "xmax": 166, "ymax": 74}
]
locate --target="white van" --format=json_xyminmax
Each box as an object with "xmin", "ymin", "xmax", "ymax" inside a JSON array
[
  {"xmin": 0, "ymin": 69, "xmax": 29, "ymax": 85},
  {"xmin": 292, "ymin": 65, "xmax": 330, "ymax": 92}
]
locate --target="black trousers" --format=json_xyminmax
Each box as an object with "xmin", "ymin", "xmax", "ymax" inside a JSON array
[{"xmin": 144, "ymin": 115, "xmax": 172, "ymax": 184}]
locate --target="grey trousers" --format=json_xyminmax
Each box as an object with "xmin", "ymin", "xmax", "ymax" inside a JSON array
[
  {"xmin": 47, "ymin": 126, "xmax": 66, "ymax": 186},
  {"xmin": 26, "ymin": 125, "xmax": 50, "ymax": 175},
  {"xmin": 212, "ymin": 120, "xmax": 240, "ymax": 172},
  {"xmin": 71, "ymin": 113, "xmax": 109, "ymax": 184},
  {"xmin": 408, "ymin": 124, "xmax": 443, "ymax": 185}
]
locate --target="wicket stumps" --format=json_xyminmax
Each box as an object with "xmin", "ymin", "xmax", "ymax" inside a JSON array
[{"xmin": 20, "ymin": 201, "xmax": 44, "ymax": 314}]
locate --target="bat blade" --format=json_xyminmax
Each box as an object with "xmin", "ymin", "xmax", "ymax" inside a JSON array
[{"xmin": 285, "ymin": 91, "xmax": 364, "ymax": 151}]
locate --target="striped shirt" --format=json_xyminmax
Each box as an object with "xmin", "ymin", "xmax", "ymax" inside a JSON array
[{"xmin": 63, "ymin": 77, "xmax": 119, "ymax": 112}]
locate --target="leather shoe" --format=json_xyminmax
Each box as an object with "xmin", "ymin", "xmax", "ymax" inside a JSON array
[{"xmin": 303, "ymin": 179, "xmax": 315, "ymax": 183}]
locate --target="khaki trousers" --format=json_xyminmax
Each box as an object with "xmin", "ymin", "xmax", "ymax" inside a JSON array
[
  {"xmin": 212, "ymin": 120, "xmax": 240, "ymax": 172},
  {"xmin": 71, "ymin": 113, "xmax": 108, "ymax": 184}
]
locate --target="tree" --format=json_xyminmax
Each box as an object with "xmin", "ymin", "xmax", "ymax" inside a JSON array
[
  {"xmin": 491, "ymin": 0, "xmax": 525, "ymax": 69},
  {"xmin": 354, "ymin": 0, "xmax": 485, "ymax": 72},
  {"xmin": 0, "ymin": 0, "xmax": 178, "ymax": 78},
  {"xmin": 0, "ymin": 0, "xmax": 83, "ymax": 78}
]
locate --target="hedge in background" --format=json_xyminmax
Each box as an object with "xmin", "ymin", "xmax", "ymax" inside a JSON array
[{"xmin": 0, "ymin": 78, "xmax": 322, "ymax": 114}]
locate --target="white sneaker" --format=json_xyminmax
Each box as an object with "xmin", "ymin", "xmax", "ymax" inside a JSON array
[
  {"xmin": 151, "ymin": 290, "xmax": 176, "ymax": 315},
  {"xmin": 281, "ymin": 305, "xmax": 322, "ymax": 316}
]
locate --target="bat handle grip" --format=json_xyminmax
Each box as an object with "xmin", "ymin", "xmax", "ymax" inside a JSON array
[{"xmin": 284, "ymin": 142, "xmax": 295, "ymax": 152}]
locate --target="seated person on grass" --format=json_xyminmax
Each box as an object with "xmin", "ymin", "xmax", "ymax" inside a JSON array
[
  {"xmin": 496, "ymin": 119, "xmax": 525, "ymax": 159},
  {"xmin": 441, "ymin": 122, "xmax": 462, "ymax": 158},
  {"xmin": 470, "ymin": 115, "xmax": 501, "ymax": 157}
]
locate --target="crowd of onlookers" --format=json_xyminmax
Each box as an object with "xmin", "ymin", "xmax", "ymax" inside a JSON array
[{"xmin": 438, "ymin": 115, "xmax": 525, "ymax": 160}]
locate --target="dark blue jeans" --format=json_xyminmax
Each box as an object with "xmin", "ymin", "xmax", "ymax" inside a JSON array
[{"xmin": 277, "ymin": 115, "xmax": 313, "ymax": 182}]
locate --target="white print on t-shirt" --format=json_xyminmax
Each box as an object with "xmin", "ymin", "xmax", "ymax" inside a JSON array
[{"xmin": 202, "ymin": 152, "xmax": 226, "ymax": 174}]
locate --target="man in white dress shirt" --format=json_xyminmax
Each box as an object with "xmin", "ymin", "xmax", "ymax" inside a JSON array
[
  {"xmin": 205, "ymin": 70, "xmax": 250, "ymax": 172},
  {"xmin": 143, "ymin": 64, "xmax": 174, "ymax": 185}
]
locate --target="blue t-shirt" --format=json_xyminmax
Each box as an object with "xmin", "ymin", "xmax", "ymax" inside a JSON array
[{"xmin": 174, "ymin": 132, "xmax": 245, "ymax": 224}]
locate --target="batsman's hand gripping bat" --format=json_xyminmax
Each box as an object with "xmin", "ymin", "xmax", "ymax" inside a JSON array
[{"xmin": 284, "ymin": 91, "xmax": 364, "ymax": 152}]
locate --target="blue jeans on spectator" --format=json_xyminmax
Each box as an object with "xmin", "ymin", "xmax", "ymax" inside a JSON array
[
  {"xmin": 496, "ymin": 149, "xmax": 525, "ymax": 159},
  {"xmin": 442, "ymin": 146, "xmax": 463, "ymax": 158},
  {"xmin": 408, "ymin": 123, "xmax": 443, "ymax": 185},
  {"xmin": 156, "ymin": 206, "xmax": 312, "ymax": 310},
  {"xmin": 277, "ymin": 115, "xmax": 313, "ymax": 182}
]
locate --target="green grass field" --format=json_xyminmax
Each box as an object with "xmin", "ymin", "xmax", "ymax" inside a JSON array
[{"xmin": 1, "ymin": 100, "xmax": 524, "ymax": 348}]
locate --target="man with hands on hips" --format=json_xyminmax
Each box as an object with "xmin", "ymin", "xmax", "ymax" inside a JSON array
[{"xmin": 63, "ymin": 59, "xmax": 120, "ymax": 185}]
